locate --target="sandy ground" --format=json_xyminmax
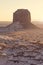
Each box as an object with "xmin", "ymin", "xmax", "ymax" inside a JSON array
[{"xmin": 0, "ymin": 29, "xmax": 43, "ymax": 65}]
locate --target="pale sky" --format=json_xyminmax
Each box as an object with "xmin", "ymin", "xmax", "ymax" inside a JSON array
[{"xmin": 0, "ymin": 0, "xmax": 43, "ymax": 22}]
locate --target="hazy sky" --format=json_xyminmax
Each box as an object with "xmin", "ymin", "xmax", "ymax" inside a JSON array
[{"xmin": 0, "ymin": 0, "xmax": 43, "ymax": 22}]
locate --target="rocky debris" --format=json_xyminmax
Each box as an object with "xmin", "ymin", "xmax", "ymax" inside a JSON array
[
  {"xmin": 7, "ymin": 21, "xmax": 23, "ymax": 32},
  {"xmin": 0, "ymin": 29, "xmax": 43, "ymax": 65},
  {"xmin": 0, "ymin": 41, "xmax": 43, "ymax": 65}
]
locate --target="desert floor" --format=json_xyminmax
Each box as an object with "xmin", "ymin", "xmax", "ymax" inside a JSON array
[{"xmin": 0, "ymin": 29, "xmax": 43, "ymax": 65}]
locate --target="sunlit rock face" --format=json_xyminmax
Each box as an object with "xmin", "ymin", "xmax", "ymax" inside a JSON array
[{"xmin": 13, "ymin": 9, "xmax": 31, "ymax": 28}]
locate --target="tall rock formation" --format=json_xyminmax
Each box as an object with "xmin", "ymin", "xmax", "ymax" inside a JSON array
[
  {"xmin": 13, "ymin": 9, "xmax": 31, "ymax": 28},
  {"xmin": 13, "ymin": 9, "xmax": 37, "ymax": 29},
  {"xmin": 0, "ymin": 9, "xmax": 38, "ymax": 32}
]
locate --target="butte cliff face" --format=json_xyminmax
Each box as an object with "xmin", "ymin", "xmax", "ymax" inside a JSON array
[
  {"xmin": 13, "ymin": 9, "xmax": 31, "ymax": 28},
  {"xmin": 12, "ymin": 9, "xmax": 37, "ymax": 29}
]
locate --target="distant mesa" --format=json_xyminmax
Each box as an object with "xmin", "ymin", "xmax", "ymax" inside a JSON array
[{"xmin": 0, "ymin": 9, "xmax": 38, "ymax": 32}]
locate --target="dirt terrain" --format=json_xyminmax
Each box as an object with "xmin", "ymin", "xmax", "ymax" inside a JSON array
[{"xmin": 0, "ymin": 29, "xmax": 43, "ymax": 65}]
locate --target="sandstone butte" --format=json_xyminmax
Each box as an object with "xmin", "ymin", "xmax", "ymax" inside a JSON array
[{"xmin": 0, "ymin": 9, "xmax": 38, "ymax": 32}]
